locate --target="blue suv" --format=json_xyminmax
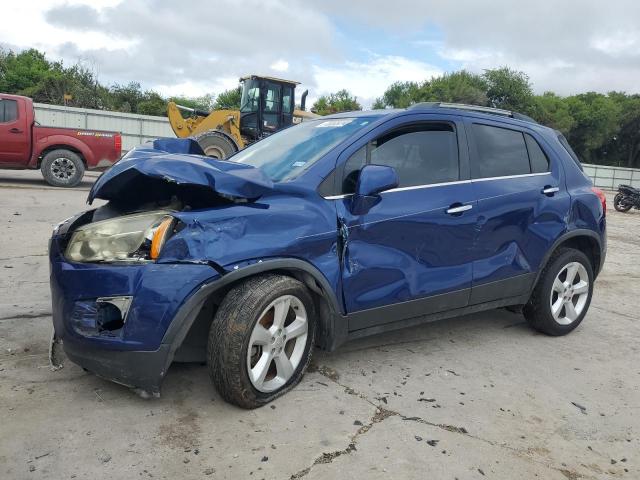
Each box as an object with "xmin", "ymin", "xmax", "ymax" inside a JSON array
[{"xmin": 49, "ymin": 103, "xmax": 606, "ymax": 408}]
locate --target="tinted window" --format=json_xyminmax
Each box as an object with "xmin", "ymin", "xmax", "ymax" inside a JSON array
[
  {"xmin": 263, "ymin": 82, "xmax": 281, "ymax": 131},
  {"xmin": 369, "ymin": 124, "xmax": 459, "ymax": 188},
  {"xmin": 557, "ymin": 133, "xmax": 583, "ymax": 171},
  {"xmin": 472, "ymin": 124, "xmax": 530, "ymax": 178},
  {"xmin": 525, "ymin": 134, "xmax": 549, "ymax": 173},
  {"xmin": 0, "ymin": 99, "xmax": 18, "ymax": 123},
  {"xmin": 282, "ymin": 86, "xmax": 293, "ymax": 114},
  {"xmin": 342, "ymin": 145, "xmax": 367, "ymax": 193}
]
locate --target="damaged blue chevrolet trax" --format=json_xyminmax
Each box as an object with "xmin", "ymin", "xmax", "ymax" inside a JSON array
[{"xmin": 49, "ymin": 103, "xmax": 606, "ymax": 408}]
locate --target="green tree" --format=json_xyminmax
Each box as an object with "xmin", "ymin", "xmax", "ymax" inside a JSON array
[
  {"xmin": 564, "ymin": 92, "xmax": 621, "ymax": 164},
  {"xmin": 375, "ymin": 81, "xmax": 421, "ymax": 108},
  {"xmin": 214, "ymin": 86, "xmax": 242, "ymax": 110},
  {"xmin": 0, "ymin": 48, "xmax": 52, "ymax": 95},
  {"xmin": 602, "ymin": 92, "xmax": 640, "ymax": 167},
  {"xmin": 530, "ymin": 92, "xmax": 575, "ymax": 134},
  {"xmin": 482, "ymin": 67, "xmax": 534, "ymax": 113},
  {"xmin": 419, "ymin": 71, "xmax": 488, "ymax": 105},
  {"xmin": 312, "ymin": 89, "xmax": 362, "ymax": 115}
]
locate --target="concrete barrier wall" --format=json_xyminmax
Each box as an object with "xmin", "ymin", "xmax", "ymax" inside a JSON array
[
  {"xmin": 33, "ymin": 103, "xmax": 175, "ymax": 152},
  {"xmin": 582, "ymin": 163, "xmax": 640, "ymax": 190}
]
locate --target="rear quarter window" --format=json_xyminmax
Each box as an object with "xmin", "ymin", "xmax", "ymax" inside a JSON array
[
  {"xmin": 557, "ymin": 133, "xmax": 584, "ymax": 171},
  {"xmin": 524, "ymin": 134, "xmax": 550, "ymax": 173}
]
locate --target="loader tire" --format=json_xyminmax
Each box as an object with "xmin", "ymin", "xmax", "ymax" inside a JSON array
[{"xmin": 193, "ymin": 130, "xmax": 238, "ymax": 159}]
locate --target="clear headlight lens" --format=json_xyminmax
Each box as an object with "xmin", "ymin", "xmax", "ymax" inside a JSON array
[{"xmin": 65, "ymin": 212, "xmax": 174, "ymax": 263}]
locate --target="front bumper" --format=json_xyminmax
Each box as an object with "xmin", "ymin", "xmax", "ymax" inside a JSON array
[
  {"xmin": 62, "ymin": 336, "xmax": 171, "ymax": 397},
  {"xmin": 50, "ymin": 228, "xmax": 220, "ymax": 396}
]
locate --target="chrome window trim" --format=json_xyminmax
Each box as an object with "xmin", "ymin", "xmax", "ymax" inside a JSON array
[
  {"xmin": 471, "ymin": 171, "xmax": 551, "ymax": 182},
  {"xmin": 322, "ymin": 172, "xmax": 551, "ymax": 200}
]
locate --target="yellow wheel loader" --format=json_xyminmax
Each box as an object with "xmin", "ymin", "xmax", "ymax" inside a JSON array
[{"xmin": 167, "ymin": 75, "xmax": 318, "ymax": 159}]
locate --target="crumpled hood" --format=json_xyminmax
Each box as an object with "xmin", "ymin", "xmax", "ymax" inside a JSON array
[{"xmin": 88, "ymin": 138, "xmax": 273, "ymax": 204}]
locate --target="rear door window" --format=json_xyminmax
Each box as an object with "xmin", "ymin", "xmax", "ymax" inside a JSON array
[{"xmin": 471, "ymin": 123, "xmax": 530, "ymax": 178}]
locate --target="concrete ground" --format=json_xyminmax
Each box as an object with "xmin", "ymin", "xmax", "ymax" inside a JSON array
[{"xmin": 0, "ymin": 169, "xmax": 638, "ymax": 480}]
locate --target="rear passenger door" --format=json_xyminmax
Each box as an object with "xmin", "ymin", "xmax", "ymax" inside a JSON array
[
  {"xmin": 465, "ymin": 118, "xmax": 569, "ymax": 304},
  {"xmin": 333, "ymin": 115, "xmax": 478, "ymax": 331}
]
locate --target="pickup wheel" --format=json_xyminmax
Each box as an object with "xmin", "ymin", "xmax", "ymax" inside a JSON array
[
  {"xmin": 41, "ymin": 149, "xmax": 85, "ymax": 188},
  {"xmin": 524, "ymin": 248, "xmax": 594, "ymax": 336},
  {"xmin": 207, "ymin": 274, "xmax": 316, "ymax": 408}
]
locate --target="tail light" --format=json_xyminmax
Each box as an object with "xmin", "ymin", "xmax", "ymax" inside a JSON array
[
  {"xmin": 114, "ymin": 133, "xmax": 122, "ymax": 152},
  {"xmin": 591, "ymin": 187, "xmax": 606, "ymax": 217}
]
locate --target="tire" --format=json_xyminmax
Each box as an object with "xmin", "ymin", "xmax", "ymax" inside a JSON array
[
  {"xmin": 193, "ymin": 130, "xmax": 238, "ymax": 159},
  {"xmin": 207, "ymin": 274, "xmax": 316, "ymax": 408},
  {"xmin": 524, "ymin": 248, "xmax": 594, "ymax": 336},
  {"xmin": 613, "ymin": 193, "xmax": 633, "ymax": 212},
  {"xmin": 40, "ymin": 149, "xmax": 85, "ymax": 188}
]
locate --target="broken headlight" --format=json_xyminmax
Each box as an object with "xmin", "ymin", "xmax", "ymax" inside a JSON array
[{"xmin": 65, "ymin": 212, "xmax": 175, "ymax": 263}]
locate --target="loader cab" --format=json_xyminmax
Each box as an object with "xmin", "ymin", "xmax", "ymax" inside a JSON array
[{"xmin": 239, "ymin": 76, "xmax": 299, "ymax": 141}]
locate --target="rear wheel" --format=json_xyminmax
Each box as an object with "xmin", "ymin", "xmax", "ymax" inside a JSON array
[
  {"xmin": 614, "ymin": 193, "xmax": 632, "ymax": 212},
  {"xmin": 40, "ymin": 149, "xmax": 85, "ymax": 187},
  {"xmin": 207, "ymin": 274, "xmax": 316, "ymax": 408},
  {"xmin": 193, "ymin": 130, "xmax": 238, "ymax": 159},
  {"xmin": 524, "ymin": 248, "xmax": 593, "ymax": 336}
]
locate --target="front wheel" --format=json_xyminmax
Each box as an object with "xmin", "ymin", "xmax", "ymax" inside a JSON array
[
  {"xmin": 207, "ymin": 274, "xmax": 316, "ymax": 408},
  {"xmin": 614, "ymin": 193, "xmax": 633, "ymax": 212},
  {"xmin": 524, "ymin": 248, "xmax": 594, "ymax": 336}
]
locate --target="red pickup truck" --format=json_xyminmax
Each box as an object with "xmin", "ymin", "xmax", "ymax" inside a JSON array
[{"xmin": 0, "ymin": 94, "xmax": 122, "ymax": 187}]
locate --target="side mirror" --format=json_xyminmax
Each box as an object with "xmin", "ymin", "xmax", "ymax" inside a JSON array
[{"xmin": 351, "ymin": 165, "xmax": 399, "ymax": 214}]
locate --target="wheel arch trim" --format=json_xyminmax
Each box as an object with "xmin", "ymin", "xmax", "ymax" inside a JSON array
[
  {"xmin": 532, "ymin": 229, "xmax": 604, "ymax": 290},
  {"xmin": 159, "ymin": 258, "xmax": 343, "ymax": 376}
]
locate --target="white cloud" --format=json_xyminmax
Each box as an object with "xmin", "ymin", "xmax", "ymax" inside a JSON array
[
  {"xmin": 3, "ymin": 0, "xmax": 640, "ymax": 100},
  {"xmin": 313, "ymin": 56, "xmax": 443, "ymax": 107},
  {"xmin": 270, "ymin": 60, "xmax": 289, "ymax": 72}
]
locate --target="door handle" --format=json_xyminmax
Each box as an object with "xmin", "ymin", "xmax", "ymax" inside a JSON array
[
  {"xmin": 541, "ymin": 186, "xmax": 559, "ymax": 196},
  {"xmin": 446, "ymin": 204, "xmax": 473, "ymax": 215},
  {"xmin": 9, "ymin": 128, "xmax": 23, "ymax": 133}
]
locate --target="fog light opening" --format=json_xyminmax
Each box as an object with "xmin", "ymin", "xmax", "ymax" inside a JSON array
[{"xmin": 96, "ymin": 303, "xmax": 124, "ymax": 331}]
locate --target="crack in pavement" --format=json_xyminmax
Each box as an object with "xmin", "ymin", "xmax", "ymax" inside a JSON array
[
  {"xmin": 289, "ymin": 405, "xmax": 396, "ymax": 479},
  {"xmin": 299, "ymin": 364, "xmax": 594, "ymax": 480},
  {"xmin": 0, "ymin": 253, "xmax": 48, "ymax": 261},
  {"xmin": 0, "ymin": 312, "xmax": 51, "ymax": 321}
]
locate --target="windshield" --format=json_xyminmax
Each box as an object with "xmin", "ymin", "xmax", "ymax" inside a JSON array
[
  {"xmin": 232, "ymin": 117, "xmax": 375, "ymax": 181},
  {"xmin": 240, "ymin": 79, "xmax": 260, "ymax": 113}
]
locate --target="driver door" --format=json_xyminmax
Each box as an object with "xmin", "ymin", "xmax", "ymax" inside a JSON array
[{"xmin": 332, "ymin": 114, "xmax": 478, "ymax": 331}]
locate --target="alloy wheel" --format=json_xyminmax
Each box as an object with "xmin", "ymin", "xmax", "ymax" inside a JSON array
[
  {"xmin": 550, "ymin": 262, "xmax": 590, "ymax": 325},
  {"xmin": 51, "ymin": 157, "xmax": 76, "ymax": 181},
  {"xmin": 247, "ymin": 295, "xmax": 308, "ymax": 392}
]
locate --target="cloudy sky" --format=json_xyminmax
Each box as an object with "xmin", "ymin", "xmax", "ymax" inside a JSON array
[{"xmin": 3, "ymin": 0, "xmax": 640, "ymax": 107}]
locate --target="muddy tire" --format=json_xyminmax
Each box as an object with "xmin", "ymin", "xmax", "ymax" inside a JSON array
[
  {"xmin": 524, "ymin": 248, "xmax": 593, "ymax": 336},
  {"xmin": 193, "ymin": 130, "xmax": 237, "ymax": 159},
  {"xmin": 207, "ymin": 274, "xmax": 316, "ymax": 408},
  {"xmin": 40, "ymin": 149, "xmax": 85, "ymax": 187},
  {"xmin": 613, "ymin": 193, "xmax": 632, "ymax": 212}
]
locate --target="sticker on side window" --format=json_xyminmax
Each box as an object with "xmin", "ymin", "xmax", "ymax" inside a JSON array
[{"xmin": 316, "ymin": 119, "xmax": 354, "ymax": 128}]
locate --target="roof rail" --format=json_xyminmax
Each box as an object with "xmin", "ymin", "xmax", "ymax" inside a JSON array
[{"xmin": 408, "ymin": 102, "xmax": 538, "ymax": 124}]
